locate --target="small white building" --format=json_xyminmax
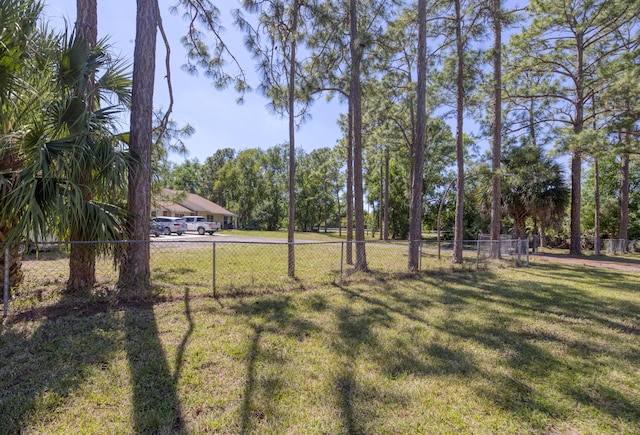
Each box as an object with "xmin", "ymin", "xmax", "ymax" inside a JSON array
[{"xmin": 152, "ymin": 189, "xmax": 236, "ymax": 229}]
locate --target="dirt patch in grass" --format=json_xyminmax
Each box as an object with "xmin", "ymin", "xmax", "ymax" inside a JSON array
[
  {"xmin": 4, "ymin": 292, "xmax": 166, "ymax": 325},
  {"xmin": 532, "ymin": 253, "xmax": 640, "ymax": 273}
]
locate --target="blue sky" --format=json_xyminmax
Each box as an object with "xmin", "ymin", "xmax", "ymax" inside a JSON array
[{"xmin": 44, "ymin": 0, "xmax": 346, "ymax": 164}]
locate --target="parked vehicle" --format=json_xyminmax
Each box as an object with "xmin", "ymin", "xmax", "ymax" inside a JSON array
[
  {"xmin": 183, "ymin": 216, "xmax": 221, "ymax": 235},
  {"xmin": 152, "ymin": 217, "xmax": 186, "ymax": 235},
  {"xmin": 150, "ymin": 220, "xmax": 164, "ymax": 237}
]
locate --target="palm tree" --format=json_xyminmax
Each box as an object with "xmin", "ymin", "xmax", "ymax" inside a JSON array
[
  {"xmin": 0, "ymin": 0, "xmax": 44, "ymax": 289},
  {"xmin": 533, "ymin": 168, "xmax": 569, "ymax": 248},
  {"xmin": 501, "ymin": 144, "xmax": 569, "ymax": 240},
  {"xmin": 2, "ymin": 31, "xmax": 132, "ymax": 295}
]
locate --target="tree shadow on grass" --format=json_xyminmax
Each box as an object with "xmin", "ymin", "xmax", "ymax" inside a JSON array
[
  {"xmin": 332, "ymin": 282, "xmax": 481, "ymax": 433},
  {"xmin": 0, "ymin": 295, "xmax": 122, "ymax": 433},
  {"xmin": 123, "ymin": 296, "xmax": 187, "ymax": 434},
  {"xmin": 331, "ymin": 268, "xmax": 640, "ymax": 431},
  {"xmin": 429, "ymin": 268, "xmax": 640, "ymax": 428},
  {"xmin": 231, "ymin": 293, "xmax": 379, "ymax": 433},
  {"xmin": 0, "ymin": 287, "xmax": 189, "ymax": 433},
  {"xmin": 239, "ymin": 323, "xmax": 264, "ymax": 434},
  {"xmin": 232, "ymin": 296, "xmax": 321, "ymax": 433},
  {"xmin": 479, "ymin": 265, "xmax": 640, "ymax": 336},
  {"xmin": 528, "ymin": 261, "xmax": 640, "ymax": 292},
  {"xmin": 333, "ymin": 303, "xmax": 393, "ymax": 434}
]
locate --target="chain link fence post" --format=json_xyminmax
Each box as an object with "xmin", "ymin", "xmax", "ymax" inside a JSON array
[
  {"xmin": 212, "ymin": 242, "xmax": 217, "ymax": 298},
  {"xmin": 340, "ymin": 241, "xmax": 344, "ymax": 283},
  {"xmin": 517, "ymin": 238, "xmax": 522, "ymax": 267}
]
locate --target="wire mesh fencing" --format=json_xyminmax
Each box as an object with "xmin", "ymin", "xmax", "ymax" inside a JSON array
[
  {"xmin": 475, "ymin": 237, "xmax": 530, "ymax": 268},
  {"xmin": 603, "ymin": 239, "xmax": 629, "ymax": 255},
  {"xmin": 3, "ymin": 237, "xmax": 526, "ymax": 314}
]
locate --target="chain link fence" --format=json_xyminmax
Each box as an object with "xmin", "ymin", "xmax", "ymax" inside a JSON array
[
  {"xmin": 603, "ymin": 239, "xmax": 629, "ymax": 255},
  {"xmin": 3, "ymin": 237, "xmax": 525, "ymax": 315},
  {"xmin": 475, "ymin": 238, "xmax": 530, "ymax": 268}
]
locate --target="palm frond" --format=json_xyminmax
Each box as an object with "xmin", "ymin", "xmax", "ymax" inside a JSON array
[{"xmin": 96, "ymin": 57, "xmax": 132, "ymax": 109}]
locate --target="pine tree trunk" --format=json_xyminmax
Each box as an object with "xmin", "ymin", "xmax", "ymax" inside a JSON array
[
  {"xmin": 119, "ymin": 0, "xmax": 158, "ymax": 292},
  {"xmin": 569, "ymin": 35, "xmax": 584, "ymax": 255},
  {"xmin": 594, "ymin": 158, "xmax": 601, "ymax": 255},
  {"xmin": 336, "ymin": 186, "xmax": 342, "ymax": 237},
  {"xmin": 490, "ymin": 0, "xmax": 502, "ymax": 259},
  {"xmin": 349, "ymin": 0, "xmax": 367, "ymax": 271},
  {"xmin": 76, "ymin": 0, "xmax": 97, "ymax": 46},
  {"xmin": 569, "ymin": 150, "xmax": 582, "ymax": 255},
  {"xmin": 620, "ymin": 149, "xmax": 630, "ymax": 252},
  {"xmin": 287, "ymin": 1, "xmax": 299, "ymax": 278},
  {"xmin": 379, "ymin": 159, "xmax": 383, "ymax": 240},
  {"xmin": 408, "ymin": 0, "xmax": 427, "ymax": 271},
  {"xmin": 346, "ymin": 98, "xmax": 353, "ymax": 265},
  {"xmin": 383, "ymin": 148, "xmax": 390, "ymax": 241},
  {"xmin": 452, "ymin": 0, "xmax": 465, "ymax": 264}
]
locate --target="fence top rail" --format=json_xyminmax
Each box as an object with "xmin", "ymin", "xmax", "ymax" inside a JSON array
[
  {"xmin": 9, "ymin": 239, "xmax": 355, "ymax": 246},
  {"xmin": 24, "ymin": 239, "xmax": 413, "ymax": 246},
  {"xmin": 3, "ymin": 238, "xmax": 531, "ymax": 249}
]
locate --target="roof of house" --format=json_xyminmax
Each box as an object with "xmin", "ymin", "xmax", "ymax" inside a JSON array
[
  {"xmin": 161, "ymin": 189, "xmax": 236, "ymax": 217},
  {"xmin": 156, "ymin": 199, "xmax": 192, "ymax": 215}
]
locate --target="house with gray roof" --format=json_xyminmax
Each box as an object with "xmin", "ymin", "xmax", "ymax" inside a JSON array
[{"xmin": 152, "ymin": 189, "xmax": 236, "ymax": 229}]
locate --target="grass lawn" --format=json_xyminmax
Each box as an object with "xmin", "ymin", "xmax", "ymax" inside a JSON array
[
  {"xmin": 217, "ymin": 229, "xmax": 378, "ymax": 242},
  {"xmin": 1, "ymin": 261, "xmax": 639, "ymax": 434},
  {"xmin": 218, "ymin": 229, "xmax": 442, "ymax": 243}
]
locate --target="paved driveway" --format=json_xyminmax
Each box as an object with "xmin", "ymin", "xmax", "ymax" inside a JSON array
[
  {"xmin": 532, "ymin": 253, "xmax": 640, "ymax": 273},
  {"xmin": 150, "ymin": 232, "xmax": 309, "ymax": 244}
]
